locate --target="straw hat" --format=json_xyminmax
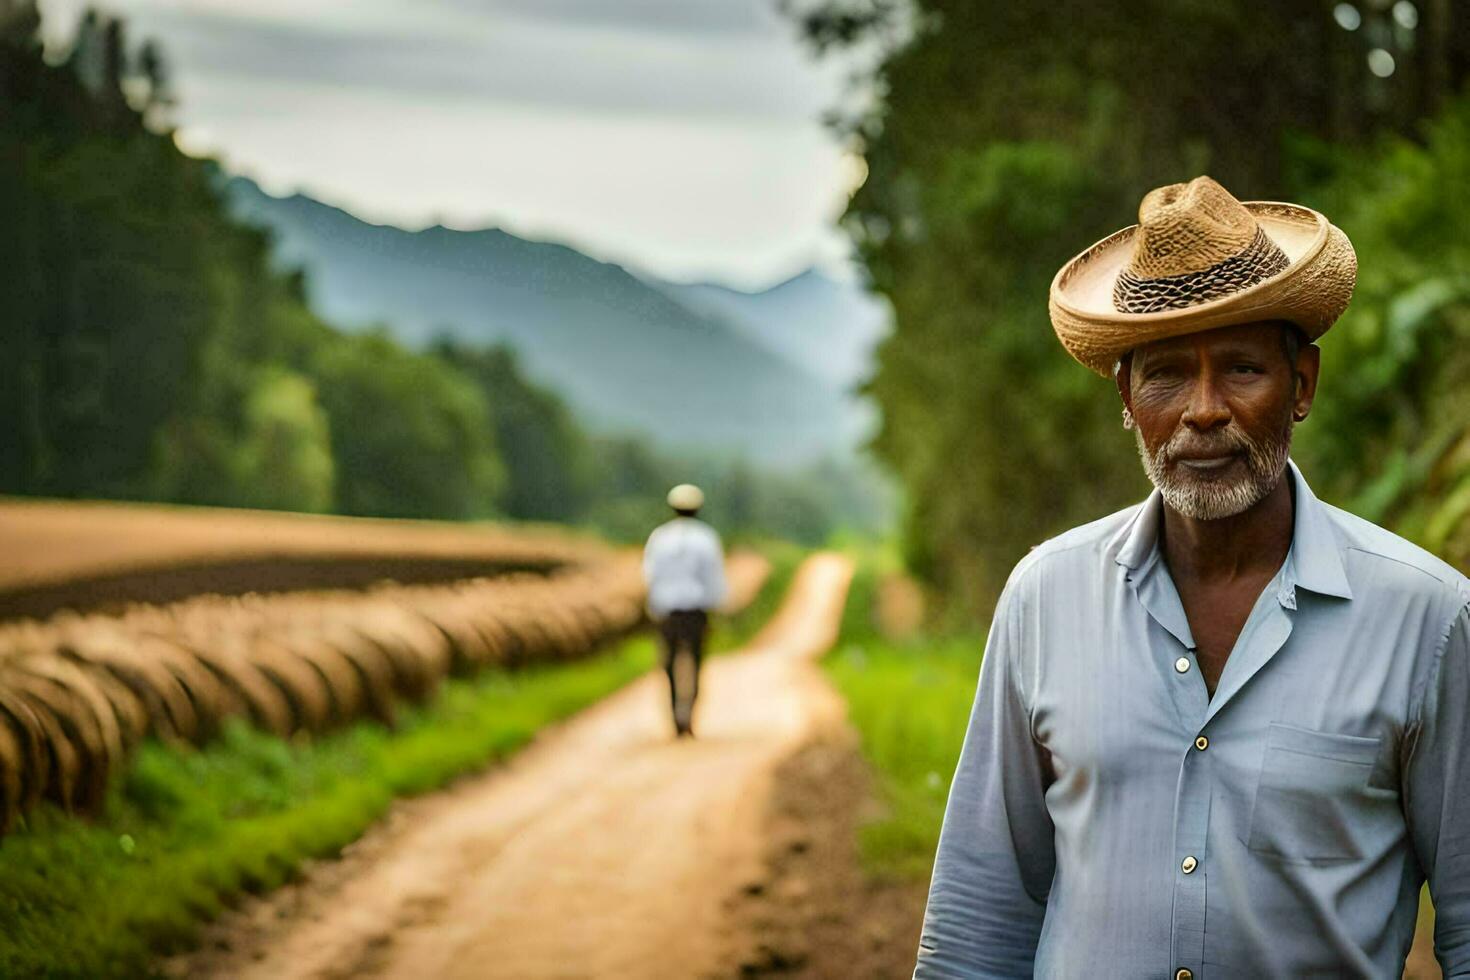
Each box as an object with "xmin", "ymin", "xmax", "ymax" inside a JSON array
[
  {"xmin": 667, "ymin": 484, "xmax": 704, "ymax": 511},
  {"xmin": 1048, "ymin": 176, "xmax": 1356, "ymax": 377}
]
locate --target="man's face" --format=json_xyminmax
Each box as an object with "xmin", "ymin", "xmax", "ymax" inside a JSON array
[{"xmin": 1119, "ymin": 321, "xmax": 1319, "ymax": 520}]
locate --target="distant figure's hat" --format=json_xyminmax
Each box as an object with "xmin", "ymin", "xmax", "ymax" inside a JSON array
[
  {"xmin": 667, "ymin": 484, "xmax": 704, "ymax": 511},
  {"xmin": 1049, "ymin": 175, "xmax": 1357, "ymax": 376}
]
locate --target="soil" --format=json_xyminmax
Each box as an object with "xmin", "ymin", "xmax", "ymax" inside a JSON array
[
  {"xmin": 163, "ymin": 553, "xmax": 857, "ymax": 980},
  {"xmin": 722, "ymin": 723, "xmax": 928, "ymax": 979},
  {"xmin": 0, "ymin": 498, "xmax": 769, "ymax": 622},
  {"xmin": 0, "ymin": 498, "xmax": 596, "ymax": 619}
]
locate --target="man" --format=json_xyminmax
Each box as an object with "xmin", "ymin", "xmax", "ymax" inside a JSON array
[
  {"xmin": 642, "ymin": 483, "xmax": 727, "ymax": 738},
  {"xmin": 914, "ymin": 177, "xmax": 1469, "ymax": 977}
]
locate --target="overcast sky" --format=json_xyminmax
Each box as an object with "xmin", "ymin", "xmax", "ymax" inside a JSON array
[{"xmin": 38, "ymin": 0, "xmax": 866, "ymax": 288}]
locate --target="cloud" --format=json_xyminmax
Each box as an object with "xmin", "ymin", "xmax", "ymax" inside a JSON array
[
  {"xmin": 111, "ymin": 3, "xmax": 837, "ymax": 122},
  {"xmin": 181, "ymin": 74, "xmax": 851, "ymax": 284},
  {"xmin": 438, "ymin": 0, "xmax": 782, "ymax": 39},
  {"xmin": 35, "ymin": 0, "xmax": 852, "ymax": 284}
]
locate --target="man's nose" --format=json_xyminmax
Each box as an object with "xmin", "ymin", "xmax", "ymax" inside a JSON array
[{"xmin": 1181, "ymin": 379, "xmax": 1231, "ymax": 431}]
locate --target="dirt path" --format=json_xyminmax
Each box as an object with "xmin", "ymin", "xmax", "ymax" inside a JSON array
[
  {"xmin": 727, "ymin": 722, "xmax": 928, "ymax": 979},
  {"xmin": 168, "ymin": 552, "xmax": 854, "ymax": 980}
]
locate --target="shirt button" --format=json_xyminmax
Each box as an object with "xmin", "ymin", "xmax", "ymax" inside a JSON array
[
  {"xmin": 1195, "ymin": 735, "xmax": 1209, "ymax": 751},
  {"xmin": 1174, "ymin": 656, "xmax": 1191, "ymax": 673},
  {"xmin": 1176, "ymin": 970, "xmax": 1193, "ymax": 980},
  {"xmin": 1182, "ymin": 855, "xmax": 1198, "ymax": 874}
]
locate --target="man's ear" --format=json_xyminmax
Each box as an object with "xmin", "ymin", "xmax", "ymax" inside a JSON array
[
  {"xmin": 1114, "ymin": 353, "xmax": 1134, "ymax": 416},
  {"xmin": 1292, "ymin": 344, "xmax": 1321, "ymax": 421}
]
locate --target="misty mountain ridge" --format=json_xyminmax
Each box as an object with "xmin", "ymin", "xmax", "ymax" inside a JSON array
[
  {"xmin": 653, "ymin": 268, "xmax": 889, "ymax": 392},
  {"xmin": 226, "ymin": 177, "xmax": 884, "ymax": 467}
]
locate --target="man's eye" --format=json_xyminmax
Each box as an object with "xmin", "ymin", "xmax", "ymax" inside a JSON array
[{"xmin": 1231, "ymin": 364, "xmax": 1263, "ymax": 374}]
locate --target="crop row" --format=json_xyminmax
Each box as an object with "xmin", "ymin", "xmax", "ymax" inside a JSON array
[{"xmin": 0, "ymin": 555, "xmax": 655, "ymax": 835}]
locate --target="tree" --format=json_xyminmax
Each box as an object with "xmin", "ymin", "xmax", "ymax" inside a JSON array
[
  {"xmin": 432, "ymin": 340, "xmax": 594, "ymax": 522},
  {"xmin": 310, "ymin": 331, "xmax": 504, "ymax": 520},
  {"xmin": 792, "ymin": 0, "xmax": 1470, "ymax": 615},
  {"xmin": 231, "ymin": 369, "xmax": 336, "ymax": 513}
]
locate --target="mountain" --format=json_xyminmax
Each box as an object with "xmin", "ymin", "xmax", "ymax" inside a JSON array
[
  {"xmin": 653, "ymin": 268, "xmax": 890, "ymax": 393},
  {"xmin": 224, "ymin": 178, "xmax": 861, "ymax": 467}
]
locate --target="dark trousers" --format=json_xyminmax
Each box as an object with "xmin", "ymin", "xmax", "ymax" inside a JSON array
[{"xmin": 657, "ymin": 609, "xmax": 707, "ymax": 730}]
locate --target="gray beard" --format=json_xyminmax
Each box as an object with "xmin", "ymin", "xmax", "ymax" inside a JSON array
[{"xmin": 1134, "ymin": 416, "xmax": 1293, "ymax": 520}]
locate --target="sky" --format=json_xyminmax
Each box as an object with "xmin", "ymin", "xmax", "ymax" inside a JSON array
[{"xmin": 38, "ymin": 0, "xmax": 868, "ymax": 289}]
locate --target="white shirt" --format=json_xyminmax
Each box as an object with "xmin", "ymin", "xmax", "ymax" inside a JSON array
[{"xmin": 642, "ymin": 517, "xmax": 727, "ymax": 618}]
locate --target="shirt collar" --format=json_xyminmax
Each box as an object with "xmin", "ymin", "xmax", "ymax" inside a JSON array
[{"xmin": 1110, "ymin": 459, "xmax": 1353, "ymax": 601}]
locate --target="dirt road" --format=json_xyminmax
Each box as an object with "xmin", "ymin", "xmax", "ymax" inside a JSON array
[{"xmin": 170, "ymin": 552, "xmax": 854, "ymax": 980}]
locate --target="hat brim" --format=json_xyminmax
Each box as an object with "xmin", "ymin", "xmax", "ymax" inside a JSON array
[{"xmin": 1049, "ymin": 202, "xmax": 1357, "ymax": 377}]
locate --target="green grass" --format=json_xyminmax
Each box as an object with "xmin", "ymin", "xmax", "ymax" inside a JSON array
[
  {"xmin": 824, "ymin": 634, "xmax": 983, "ymax": 880},
  {"xmin": 0, "ymin": 635, "xmax": 660, "ymax": 979}
]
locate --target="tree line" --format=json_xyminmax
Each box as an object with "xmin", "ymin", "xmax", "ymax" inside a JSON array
[
  {"xmin": 791, "ymin": 0, "xmax": 1470, "ymax": 618},
  {"xmin": 0, "ymin": 5, "xmax": 875, "ymax": 546}
]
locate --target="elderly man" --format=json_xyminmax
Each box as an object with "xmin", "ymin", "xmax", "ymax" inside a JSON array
[
  {"xmin": 914, "ymin": 177, "xmax": 1469, "ymax": 978},
  {"xmin": 643, "ymin": 483, "xmax": 726, "ymax": 738}
]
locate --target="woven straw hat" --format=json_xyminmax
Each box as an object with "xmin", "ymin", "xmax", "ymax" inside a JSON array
[
  {"xmin": 1049, "ymin": 176, "xmax": 1356, "ymax": 377},
  {"xmin": 667, "ymin": 484, "xmax": 704, "ymax": 511}
]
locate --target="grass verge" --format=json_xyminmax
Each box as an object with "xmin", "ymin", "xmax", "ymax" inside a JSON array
[
  {"xmin": 823, "ymin": 634, "xmax": 981, "ymax": 880},
  {"xmin": 0, "ymin": 634, "xmax": 659, "ymax": 979}
]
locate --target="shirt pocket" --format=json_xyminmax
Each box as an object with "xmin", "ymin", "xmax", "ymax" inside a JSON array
[{"xmin": 1246, "ymin": 722, "xmax": 1383, "ymax": 864}]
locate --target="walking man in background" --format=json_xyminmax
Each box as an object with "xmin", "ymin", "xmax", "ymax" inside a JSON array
[
  {"xmin": 643, "ymin": 484, "xmax": 727, "ymax": 738},
  {"xmin": 915, "ymin": 176, "xmax": 1469, "ymax": 977}
]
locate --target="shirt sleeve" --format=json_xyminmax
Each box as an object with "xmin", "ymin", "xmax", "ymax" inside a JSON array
[
  {"xmin": 641, "ymin": 528, "xmax": 662, "ymax": 587},
  {"xmin": 700, "ymin": 529, "xmax": 728, "ymax": 610},
  {"xmin": 1406, "ymin": 600, "xmax": 1470, "ymax": 977},
  {"xmin": 913, "ymin": 576, "xmax": 1055, "ymax": 979}
]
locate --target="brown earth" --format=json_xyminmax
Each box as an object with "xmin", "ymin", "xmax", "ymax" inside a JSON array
[
  {"xmin": 725, "ymin": 723, "xmax": 927, "ymax": 979},
  {"xmin": 0, "ymin": 497, "xmax": 604, "ymax": 619},
  {"xmin": 165, "ymin": 552, "xmax": 856, "ymax": 980}
]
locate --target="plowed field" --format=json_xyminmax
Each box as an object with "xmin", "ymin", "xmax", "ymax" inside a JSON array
[{"xmin": 0, "ymin": 498, "xmax": 603, "ymax": 619}]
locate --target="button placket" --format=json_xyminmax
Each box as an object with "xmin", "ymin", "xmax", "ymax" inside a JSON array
[
  {"xmin": 1140, "ymin": 563, "xmax": 1209, "ymax": 978},
  {"xmin": 1171, "ymin": 864, "xmax": 1207, "ymax": 980},
  {"xmin": 1172, "ymin": 697, "xmax": 1210, "ymax": 980}
]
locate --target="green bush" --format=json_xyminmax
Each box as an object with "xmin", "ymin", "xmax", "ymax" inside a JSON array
[{"xmin": 1288, "ymin": 103, "xmax": 1470, "ymax": 570}]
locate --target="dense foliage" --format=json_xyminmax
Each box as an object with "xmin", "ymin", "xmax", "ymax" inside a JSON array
[
  {"xmin": 1291, "ymin": 106, "xmax": 1470, "ymax": 566},
  {"xmin": 0, "ymin": 6, "xmax": 875, "ymax": 545},
  {"xmin": 794, "ymin": 0, "xmax": 1470, "ymax": 616}
]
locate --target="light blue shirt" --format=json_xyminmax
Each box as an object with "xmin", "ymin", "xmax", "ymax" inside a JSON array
[
  {"xmin": 641, "ymin": 517, "xmax": 727, "ymax": 618},
  {"xmin": 915, "ymin": 462, "xmax": 1470, "ymax": 978}
]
